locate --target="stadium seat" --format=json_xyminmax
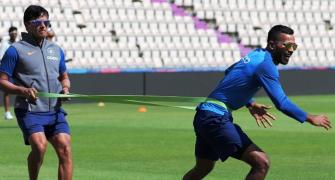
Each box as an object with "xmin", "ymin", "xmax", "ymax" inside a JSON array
[{"xmin": 1, "ymin": 0, "xmax": 333, "ymax": 70}]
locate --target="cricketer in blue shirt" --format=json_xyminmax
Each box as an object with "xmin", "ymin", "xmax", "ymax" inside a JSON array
[
  {"xmin": 0, "ymin": 5, "xmax": 73, "ymax": 179},
  {"xmin": 183, "ymin": 25, "xmax": 331, "ymax": 180}
]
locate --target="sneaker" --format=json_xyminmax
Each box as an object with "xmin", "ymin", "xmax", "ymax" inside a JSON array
[{"xmin": 4, "ymin": 111, "xmax": 13, "ymax": 120}]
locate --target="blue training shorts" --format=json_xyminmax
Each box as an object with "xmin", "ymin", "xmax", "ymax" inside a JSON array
[
  {"xmin": 15, "ymin": 108, "xmax": 70, "ymax": 145},
  {"xmin": 193, "ymin": 109, "xmax": 253, "ymax": 162}
]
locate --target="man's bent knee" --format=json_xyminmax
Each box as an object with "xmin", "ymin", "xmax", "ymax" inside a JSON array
[
  {"xmin": 34, "ymin": 143, "xmax": 48, "ymax": 154},
  {"xmin": 241, "ymin": 144, "xmax": 270, "ymax": 173},
  {"xmin": 29, "ymin": 133, "xmax": 48, "ymax": 155},
  {"xmin": 253, "ymin": 154, "xmax": 270, "ymax": 173}
]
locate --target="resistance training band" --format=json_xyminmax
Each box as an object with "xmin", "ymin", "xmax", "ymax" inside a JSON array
[{"xmin": 37, "ymin": 92, "xmax": 208, "ymax": 110}]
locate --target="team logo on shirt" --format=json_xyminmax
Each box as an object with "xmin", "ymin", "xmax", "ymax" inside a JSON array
[
  {"xmin": 27, "ymin": 51, "xmax": 36, "ymax": 55},
  {"xmin": 242, "ymin": 56, "xmax": 251, "ymax": 63},
  {"xmin": 46, "ymin": 48, "xmax": 58, "ymax": 61},
  {"xmin": 47, "ymin": 48, "xmax": 54, "ymax": 54},
  {"xmin": 47, "ymin": 56, "xmax": 58, "ymax": 61}
]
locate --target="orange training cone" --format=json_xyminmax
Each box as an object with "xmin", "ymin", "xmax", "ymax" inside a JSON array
[{"xmin": 137, "ymin": 106, "xmax": 147, "ymax": 113}]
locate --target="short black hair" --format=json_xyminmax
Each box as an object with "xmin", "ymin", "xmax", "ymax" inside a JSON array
[
  {"xmin": 267, "ymin": 25, "xmax": 294, "ymax": 43},
  {"xmin": 8, "ymin": 26, "xmax": 17, "ymax": 33},
  {"xmin": 23, "ymin": 5, "xmax": 49, "ymax": 23}
]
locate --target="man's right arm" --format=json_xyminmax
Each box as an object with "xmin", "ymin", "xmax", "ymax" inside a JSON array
[
  {"xmin": 0, "ymin": 72, "xmax": 37, "ymax": 100},
  {"xmin": 0, "ymin": 46, "xmax": 37, "ymax": 100}
]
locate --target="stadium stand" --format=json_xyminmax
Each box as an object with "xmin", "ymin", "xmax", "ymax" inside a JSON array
[{"xmin": 0, "ymin": 0, "xmax": 334, "ymax": 73}]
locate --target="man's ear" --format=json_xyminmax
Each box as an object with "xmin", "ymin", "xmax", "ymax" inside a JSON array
[{"xmin": 268, "ymin": 41, "xmax": 275, "ymax": 50}]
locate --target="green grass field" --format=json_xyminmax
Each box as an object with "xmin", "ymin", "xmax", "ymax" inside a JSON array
[{"xmin": 0, "ymin": 95, "xmax": 334, "ymax": 180}]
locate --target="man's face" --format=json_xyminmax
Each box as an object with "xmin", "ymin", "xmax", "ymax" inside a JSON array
[
  {"xmin": 270, "ymin": 33, "xmax": 297, "ymax": 65},
  {"xmin": 9, "ymin": 30, "xmax": 18, "ymax": 41},
  {"xmin": 25, "ymin": 15, "xmax": 50, "ymax": 40}
]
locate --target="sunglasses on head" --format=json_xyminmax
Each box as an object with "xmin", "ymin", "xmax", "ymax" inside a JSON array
[
  {"xmin": 277, "ymin": 41, "xmax": 298, "ymax": 51},
  {"xmin": 29, "ymin": 19, "xmax": 50, "ymax": 27}
]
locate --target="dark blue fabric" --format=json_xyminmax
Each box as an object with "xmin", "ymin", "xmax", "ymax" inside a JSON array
[
  {"xmin": 193, "ymin": 109, "xmax": 252, "ymax": 161},
  {"xmin": 15, "ymin": 108, "xmax": 70, "ymax": 145}
]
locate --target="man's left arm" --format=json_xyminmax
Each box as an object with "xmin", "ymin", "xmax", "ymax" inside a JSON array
[
  {"xmin": 259, "ymin": 74, "xmax": 331, "ymax": 129},
  {"xmin": 58, "ymin": 48, "xmax": 70, "ymax": 94},
  {"xmin": 59, "ymin": 72, "xmax": 70, "ymax": 94},
  {"xmin": 255, "ymin": 61, "xmax": 307, "ymax": 123}
]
